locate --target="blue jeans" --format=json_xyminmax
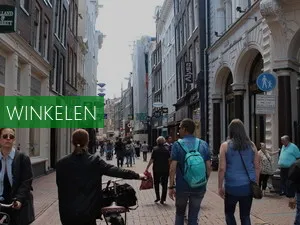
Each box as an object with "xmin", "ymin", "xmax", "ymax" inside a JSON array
[
  {"xmin": 295, "ymin": 192, "xmax": 300, "ymax": 225},
  {"xmin": 225, "ymin": 193, "xmax": 253, "ymax": 225},
  {"xmin": 126, "ymin": 155, "xmax": 132, "ymax": 167},
  {"xmin": 131, "ymin": 153, "xmax": 135, "ymax": 164},
  {"xmin": 175, "ymin": 191, "xmax": 205, "ymax": 225}
]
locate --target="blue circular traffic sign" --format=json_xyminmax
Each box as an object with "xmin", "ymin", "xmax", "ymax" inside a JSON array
[{"xmin": 256, "ymin": 73, "xmax": 276, "ymax": 92}]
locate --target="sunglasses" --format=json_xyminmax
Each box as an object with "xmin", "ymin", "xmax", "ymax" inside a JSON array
[{"xmin": 1, "ymin": 134, "xmax": 15, "ymax": 140}]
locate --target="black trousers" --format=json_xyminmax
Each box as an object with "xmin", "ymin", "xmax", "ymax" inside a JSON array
[
  {"xmin": 117, "ymin": 157, "xmax": 124, "ymax": 167},
  {"xmin": 135, "ymin": 148, "xmax": 140, "ymax": 157},
  {"xmin": 153, "ymin": 172, "xmax": 168, "ymax": 202},
  {"xmin": 142, "ymin": 152, "xmax": 147, "ymax": 161},
  {"xmin": 259, "ymin": 174, "xmax": 270, "ymax": 190},
  {"xmin": 280, "ymin": 167, "xmax": 290, "ymax": 194}
]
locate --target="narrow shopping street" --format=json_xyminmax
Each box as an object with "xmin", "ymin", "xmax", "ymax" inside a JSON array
[{"xmin": 32, "ymin": 153, "xmax": 295, "ymax": 225}]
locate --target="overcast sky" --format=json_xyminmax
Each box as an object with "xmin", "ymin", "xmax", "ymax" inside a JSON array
[{"xmin": 96, "ymin": 0, "xmax": 163, "ymax": 99}]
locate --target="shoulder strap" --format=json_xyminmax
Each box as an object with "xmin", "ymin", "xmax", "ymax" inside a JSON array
[
  {"xmin": 261, "ymin": 150, "xmax": 272, "ymax": 164},
  {"xmin": 238, "ymin": 150, "xmax": 251, "ymax": 181},
  {"xmin": 177, "ymin": 138, "xmax": 200, "ymax": 153}
]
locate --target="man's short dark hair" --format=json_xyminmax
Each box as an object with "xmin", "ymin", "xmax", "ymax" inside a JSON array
[{"xmin": 180, "ymin": 118, "xmax": 195, "ymax": 134}]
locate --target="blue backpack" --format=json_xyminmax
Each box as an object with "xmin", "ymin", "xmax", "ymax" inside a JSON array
[{"xmin": 177, "ymin": 138, "xmax": 207, "ymax": 188}]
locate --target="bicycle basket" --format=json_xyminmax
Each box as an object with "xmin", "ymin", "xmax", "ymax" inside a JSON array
[{"xmin": 102, "ymin": 183, "xmax": 137, "ymax": 208}]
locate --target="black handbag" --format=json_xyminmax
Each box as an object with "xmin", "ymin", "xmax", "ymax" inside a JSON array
[
  {"xmin": 101, "ymin": 182, "xmax": 138, "ymax": 209},
  {"xmin": 238, "ymin": 151, "xmax": 263, "ymax": 199}
]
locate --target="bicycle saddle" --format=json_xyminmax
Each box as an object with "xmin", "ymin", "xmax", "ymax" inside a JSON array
[{"xmin": 101, "ymin": 202, "xmax": 128, "ymax": 214}]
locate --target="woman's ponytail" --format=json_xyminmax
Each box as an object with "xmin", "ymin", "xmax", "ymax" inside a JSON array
[
  {"xmin": 72, "ymin": 129, "xmax": 89, "ymax": 154},
  {"xmin": 74, "ymin": 143, "xmax": 86, "ymax": 154}
]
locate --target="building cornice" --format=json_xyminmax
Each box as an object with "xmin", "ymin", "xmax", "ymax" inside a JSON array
[
  {"xmin": 157, "ymin": 0, "xmax": 173, "ymax": 34},
  {"xmin": 208, "ymin": 1, "xmax": 260, "ymax": 53}
]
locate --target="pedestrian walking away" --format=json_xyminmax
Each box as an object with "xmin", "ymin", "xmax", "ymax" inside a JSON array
[
  {"xmin": 134, "ymin": 141, "xmax": 141, "ymax": 158},
  {"xmin": 218, "ymin": 119, "xmax": 260, "ymax": 225},
  {"xmin": 141, "ymin": 141, "xmax": 149, "ymax": 162},
  {"xmin": 124, "ymin": 140, "xmax": 135, "ymax": 167},
  {"xmin": 169, "ymin": 118, "xmax": 211, "ymax": 225},
  {"xmin": 115, "ymin": 137, "xmax": 125, "ymax": 167},
  {"xmin": 145, "ymin": 136, "xmax": 170, "ymax": 204},
  {"xmin": 56, "ymin": 129, "xmax": 146, "ymax": 225}
]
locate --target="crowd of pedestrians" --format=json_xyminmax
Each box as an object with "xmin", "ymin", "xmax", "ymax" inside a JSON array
[
  {"xmin": 2, "ymin": 117, "xmax": 300, "ymax": 225},
  {"xmin": 94, "ymin": 118, "xmax": 300, "ymax": 225}
]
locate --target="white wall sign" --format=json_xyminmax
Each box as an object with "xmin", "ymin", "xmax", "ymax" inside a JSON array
[{"xmin": 255, "ymin": 94, "xmax": 276, "ymax": 114}]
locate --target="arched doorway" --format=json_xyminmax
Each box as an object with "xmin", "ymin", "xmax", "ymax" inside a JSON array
[
  {"xmin": 225, "ymin": 72, "xmax": 234, "ymax": 137},
  {"xmin": 248, "ymin": 53, "xmax": 265, "ymax": 148}
]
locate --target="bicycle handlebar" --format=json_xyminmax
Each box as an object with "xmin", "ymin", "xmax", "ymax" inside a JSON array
[
  {"xmin": 0, "ymin": 203, "xmax": 13, "ymax": 208},
  {"xmin": 102, "ymin": 178, "xmax": 123, "ymax": 185}
]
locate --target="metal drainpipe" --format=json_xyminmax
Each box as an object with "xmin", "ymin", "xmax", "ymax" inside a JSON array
[{"xmin": 204, "ymin": 0, "xmax": 210, "ymax": 143}]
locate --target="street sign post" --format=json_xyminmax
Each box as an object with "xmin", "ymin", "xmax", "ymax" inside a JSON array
[
  {"xmin": 255, "ymin": 94, "xmax": 276, "ymax": 114},
  {"xmin": 256, "ymin": 73, "xmax": 276, "ymax": 92}
]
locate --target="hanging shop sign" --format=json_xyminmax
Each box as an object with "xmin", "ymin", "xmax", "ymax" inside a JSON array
[
  {"xmin": 0, "ymin": 5, "xmax": 16, "ymax": 33},
  {"xmin": 184, "ymin": 62, "xmax": 193, "ymax": 84}
]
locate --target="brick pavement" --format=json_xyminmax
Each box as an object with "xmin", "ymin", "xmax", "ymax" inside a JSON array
[{"xmin": 31, "ymin": 153, "xmax": 296, "ymax": 225}]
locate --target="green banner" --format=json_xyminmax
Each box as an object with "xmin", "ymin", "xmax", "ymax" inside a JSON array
[{"xmin": 0, "ymin": 96, "xmax": 104, "ymax": 128}]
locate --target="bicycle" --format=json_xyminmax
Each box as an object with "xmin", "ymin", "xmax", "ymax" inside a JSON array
[
  {"xmin": 0, "ymin": 200, "xmax": 16, "ymax": 225},
  {"xmin": 100, "ymin": 178, "xmax": 137, "ymax": 225}
]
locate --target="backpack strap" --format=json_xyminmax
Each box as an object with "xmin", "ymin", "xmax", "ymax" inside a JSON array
[
  {"xmin": 177, "ymin": 138, "xmax": 201, "ymax": 153},
  {"xmin": 176, "ymin": 138, "xmax": 204, "ymax": 178}
]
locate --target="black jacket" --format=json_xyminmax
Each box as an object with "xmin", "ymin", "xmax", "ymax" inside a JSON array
[
  {"xmin": 4, "ymin": 151, "xmax": 35, "ymax": 225},
  {"xmin": 114, "ymin": 141, "xmax": 125, "ymax": 157},
  {"xmin": 56, "ymin": 151, "xmax": 140, "ymax": 224},
  {"xmin": 151, "ymin": 145, "xmax": 170, "ymax": 173}
]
